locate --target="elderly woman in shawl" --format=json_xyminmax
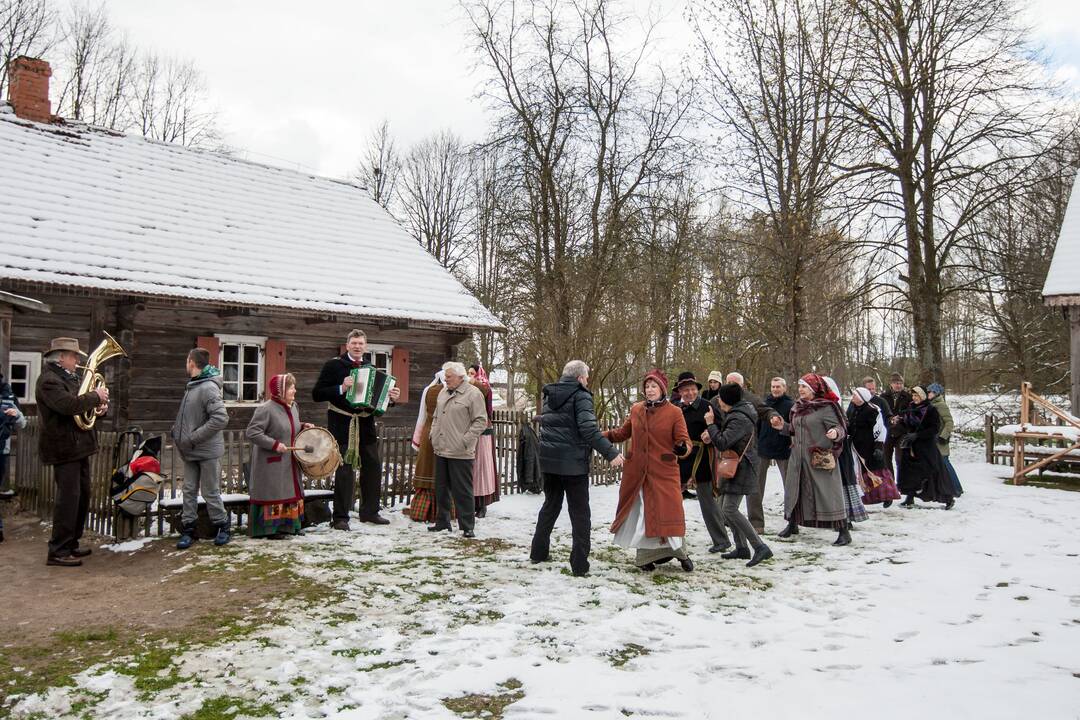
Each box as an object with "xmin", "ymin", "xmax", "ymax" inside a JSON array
[
  {"xmin": 407, "ymin": 371, "xmax": 445, "ymax": 523},
  {"xmin": 245, "ymin": 373, "xmax": 314, "ymax": 539},
  {"xmin": 770, "ymin": 373, "xmax": 851, "ymax": 546},
  {"xmin": 467, "ymin": 364, "xmax": 500, "ymax": 517},
  {"xmin": 604, "ymin": 370, "xmax": 695, "ymax": 572},
  {"xmin": 849, "ymin": 387, "xmax": 901, "ymax": 507},
  {"xmin": 893, "ymin": 386, "xmax": 955, "ymax": 509},
  {"xmin": 825, "ymin": 376, "xmax": 868, "ymax": 528}
]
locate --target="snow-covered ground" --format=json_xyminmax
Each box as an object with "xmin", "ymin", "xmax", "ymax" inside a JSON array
[{"xmin": 14, "ymin": 459, "xmax": 1080, "ymax": 719}]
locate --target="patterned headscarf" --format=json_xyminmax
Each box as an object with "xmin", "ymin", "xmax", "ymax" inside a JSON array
[
  {"xmin": 268, "ymin": 373, "xmax": 295, "ymax": 406},
  {"xmin": 798, "ymin": 373, "xmax": 838, "ymax": 402}
]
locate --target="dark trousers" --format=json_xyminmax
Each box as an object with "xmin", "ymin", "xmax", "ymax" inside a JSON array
[
  {"xmin": 434, "ymin": 455, "xmax": 475, "ymax": 532},
  {"xmin": 0, "ymin": 452, "xmax": 11, "ymax": 491},
  {"xmin": 333, "ymin": 441, "xmax": 382, "ymax": 521},
  {"xmin": 49, "ymin": 459, "xmax": 90, "ymax": 558},
  {"xmin": 530, "ymin": 473, "xmax": 591, "ymax": 575}
]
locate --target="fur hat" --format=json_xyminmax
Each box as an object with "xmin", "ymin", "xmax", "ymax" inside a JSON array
[
  {"xmin": 642, "ymin": 369, "xmax": 669, "ymax": 397},
  {"xmin": 707, "ymin": 370, "xmax": 724, "ymax": 384},
  {"xmin": 675, "ymin": 371, "xmax": 701, "ymax": 391},
  {"xmin": 911, "ymin": 385, "xmax": 927, "ymax": 401},
  {"xmin": 717, "ymin": 382, "xmax": 743, "ymax": 407}
]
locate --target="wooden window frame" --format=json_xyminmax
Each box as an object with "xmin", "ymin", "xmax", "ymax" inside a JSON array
[
  {"xmin": 7, "ymin": 351, "xmax": 41, "ymax": 404},
  {"xmin": 215, "ymin": 334, "xmax": 266, "ymax": 406}
]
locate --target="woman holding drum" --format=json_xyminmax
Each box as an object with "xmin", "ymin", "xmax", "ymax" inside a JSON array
[{"xmin": 246, "ymin": 373, "xmax": 319, "ymax": 539}]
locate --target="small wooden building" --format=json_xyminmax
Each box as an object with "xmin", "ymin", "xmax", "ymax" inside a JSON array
[
  {"xmin": 1044, "ymin": 170, "xmax": 1080, "ymax": 415},
  {"xmin": 0, "ymin": 57, "xmax": 503, "ymax": 435}
]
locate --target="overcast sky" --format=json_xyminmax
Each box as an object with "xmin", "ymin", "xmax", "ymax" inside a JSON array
[{"xmin": 100, "ymin": 0, "xmax": 1080, "ymax": 179}]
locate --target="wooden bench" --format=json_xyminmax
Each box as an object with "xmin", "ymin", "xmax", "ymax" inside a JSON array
[{"xmin": 155, "ymin": 488, "xmax": 334, "ymax": 538}]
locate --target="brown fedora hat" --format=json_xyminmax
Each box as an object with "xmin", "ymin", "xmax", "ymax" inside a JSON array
[{"xmin": 45, "ymin": 337, "xmax": 88, "ymax": 357}]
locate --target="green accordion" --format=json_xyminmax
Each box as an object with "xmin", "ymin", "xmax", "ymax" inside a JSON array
[{"xmin": 346, "ymin": 365, "xmax": 397, "ymax": 415}]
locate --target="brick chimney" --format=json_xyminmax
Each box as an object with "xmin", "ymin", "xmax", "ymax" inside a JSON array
[{"xmin": 7, "ymin": 56, "xmax": 52, "ymax": 123}]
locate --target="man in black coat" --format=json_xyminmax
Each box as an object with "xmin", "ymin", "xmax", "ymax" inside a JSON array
[
  {"xmin": 881, "ymin": 373, "xmax": 912, "ymax": 475},
  {"xmin": 529, "ymin": 360, "xmax": 624, "ymax": 577},
  {"xmin": 312, "ymin": 329, "xmax": 400, "ymax": 530},
  {"xmin": 35, "ymin": 337, "xmax": 109, "ymax": 566},
  {"xmin": 749, "ymin": 377, "xmax": 794, "ymax": 534}
]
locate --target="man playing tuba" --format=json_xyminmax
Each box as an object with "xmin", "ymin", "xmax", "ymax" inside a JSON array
[{"xmin": 36, "ymin": 337, "xmax": 109, "ymax": 567}]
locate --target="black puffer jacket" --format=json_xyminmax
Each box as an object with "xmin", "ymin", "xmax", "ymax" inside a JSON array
[
  {"xmin": 538, "ymin": 376, "xmax": 619, "ymax": 476},
  {"xmin": 705, "ymin": 399, "xmax": 759, "ymax": 495}
]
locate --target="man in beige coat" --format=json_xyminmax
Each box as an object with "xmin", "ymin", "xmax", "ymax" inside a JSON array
[{"xmin": 428, "ymin": 361, "xmax": 488, "ymax": 537}]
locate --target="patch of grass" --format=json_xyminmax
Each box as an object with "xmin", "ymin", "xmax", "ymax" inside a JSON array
[
  {"xmin": 651, "ymin": 573, "xmax": 686, "ymax": 586},
  {"xmin": 359, "ymin": 658, "xmax": 415, "ymax": 672},
  {"xmin": 332, "ymin": 647, "xmax": 383, "ymax": 658},
  {"xmin": 116, "ymin": 645, "xmax": 189, "ymax": 698},
  {"xmin": 1004, "ymin": 473, "xmax": 1080, "ymax": 493},
  {"xmin": 178, "ymin": 695, "xmax": 277, "ymax": 720},
  {"xmin": 605, "ymin": 643, "xmax": 650, "ymax": 668},
  {"xmin": 442, "ymin": 678, "xmax": 525, "ymax": 719},
  {"xmin": 417, "ymin": 591, "xmax": 451, "ymax": 603}
]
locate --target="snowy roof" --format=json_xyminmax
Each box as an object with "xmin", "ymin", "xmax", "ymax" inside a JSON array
[
  {"xmin": 1043, "ymin": 169, "xmax": 1080, "ymax": 305},
  {"xmin": 0, "ymin": 107, "xmax": 503, "ymax": 331}
]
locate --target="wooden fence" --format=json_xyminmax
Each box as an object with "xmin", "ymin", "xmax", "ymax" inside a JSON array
[{"xmin": 9, "ymin": 409, "xmax": 623, "ymax": 538}]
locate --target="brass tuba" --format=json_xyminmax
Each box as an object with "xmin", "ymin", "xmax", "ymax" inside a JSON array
[{"xmin": 75, "ymin": 331, "xmax": 128, "ymax": 431}]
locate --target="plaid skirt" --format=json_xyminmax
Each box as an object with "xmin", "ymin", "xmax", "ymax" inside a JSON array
[
  {"xmin": 406, "ymin": 487, "xmax": 455, "ymax": 522},
  {"xmin": 844, "ymin": 483, "xmax": 869, "ymax": 523}
]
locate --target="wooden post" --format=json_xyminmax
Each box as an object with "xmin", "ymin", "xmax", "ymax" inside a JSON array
[
  {"xmin": 985, "ymin": 414, "xmax": 993, "ymax": 465},
  {"xmin": 1070, "ymin": 306, "xmax": 1080, "ymax": 416},
  {"xmin": 0, "ymin": 304, "xmax": 12, "ymax": 377}
]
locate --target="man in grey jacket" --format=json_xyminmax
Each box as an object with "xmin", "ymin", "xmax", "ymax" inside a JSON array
[
  {"xmin": 171, "ymin": 347, "xmax": 230, "ymax": 549},
  {"xmin": 529, "ymin": 360, "xmax": 624, "ymax": 577},
  {"xmin": 428, "ymin": 361, "xmax": 488, "ymax": 538}
]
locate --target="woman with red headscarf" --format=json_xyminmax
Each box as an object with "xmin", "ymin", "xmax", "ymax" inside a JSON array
[
  {"xmin": 245, "ymin": 373, "xmax": 314, "ymax": 538},
  {"xmin": 769, "ymin": 373, "xmax": 851, "ymax": 546},
  {"xmin": 604, "ymin": 370, "xmax": 695, "ymax": 572}
]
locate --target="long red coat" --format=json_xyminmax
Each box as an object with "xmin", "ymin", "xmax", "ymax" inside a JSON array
[{"xmin": 605, "ymin": 401, "xmax": 692, "ymax": 538}]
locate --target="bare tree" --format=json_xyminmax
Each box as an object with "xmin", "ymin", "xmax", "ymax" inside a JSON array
[
  {"xmin": 0, "ymin": 0, "xmax": 56, "ymax": 98},
  {"xmin": 129, "ymin": 51, "xmax": 220, "ymax": 147},
  {"xmin": 397, "ymin": 130, "xmax": 474, "ymax": 271},
  {"xmin": 354, "ymin": 119, "xmax": 400, "ymax": 210},
  {"xmin": 692, "ymin": 0, "xmax": 861, "ymax": 380},
  {"xmin": 834, "ymin": 0, "xmax": 1055, "ymax": 384}
]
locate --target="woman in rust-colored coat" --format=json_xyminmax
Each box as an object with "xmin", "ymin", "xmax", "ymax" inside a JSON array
[{"xmin": 604, "ymin": 369, "xmax": 694, "ymax": 572}]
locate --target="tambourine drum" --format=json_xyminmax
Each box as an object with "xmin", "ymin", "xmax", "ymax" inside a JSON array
[{"xmin": 293, "ymin": 427, "xmax": 341, "ymax": 480}]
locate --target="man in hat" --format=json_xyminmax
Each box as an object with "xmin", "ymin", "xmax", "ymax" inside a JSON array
[
  {"xmin": 35, "ymin": 338, "xmax": 109, "ymax": 566},
  {"xmin": 702, "ymin": 371, "xmax": 724, "ymax": 402},
  {"xmin": 678, "ymin": 372, "xmax": 727, "ymax": 550},
  {"xmin": 676, "ymin": 372, "xmax": 707, "ymax": 501}
]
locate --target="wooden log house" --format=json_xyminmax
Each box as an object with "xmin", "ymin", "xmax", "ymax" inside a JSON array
[
  {"xmin": 0, "ymin": 56, "xmax": 504, "ymax": 436},
  {"xmin": 1043, "ymin": 168, "xmax": 1080, "ymax": 415}
]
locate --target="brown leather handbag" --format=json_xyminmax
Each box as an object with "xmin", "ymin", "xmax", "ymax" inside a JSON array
[{"xmin": 716, "ymin": 428, "xmax": 755, "ymax": 480}]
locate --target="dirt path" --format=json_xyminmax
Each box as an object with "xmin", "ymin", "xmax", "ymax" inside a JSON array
[{"xmin": 0, "ymin": 512, "xmax": 270, "ymax": 647}]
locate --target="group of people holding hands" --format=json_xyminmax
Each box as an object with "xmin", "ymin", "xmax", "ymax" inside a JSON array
[{"xmin": 530, "ymin": 362, "xmax": 962, "ymax": 577}]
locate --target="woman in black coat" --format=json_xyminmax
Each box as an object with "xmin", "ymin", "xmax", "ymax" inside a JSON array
[
  {"xmin": 703, "ymin": 383, "xmax": 773, "ymax": 567},
  {"xmin": 893, "ymin": 386, "xmax": 954, "ymax": 509},
  {"xmin": 849, "ymin": 388, "xmax": 901, "ymax": 506}
]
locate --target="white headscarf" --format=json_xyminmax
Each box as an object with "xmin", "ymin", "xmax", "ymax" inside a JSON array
[
  {"xmin": 855, "ymin": 387, "xmax": 887, "ymax": 442},
  {"xmin": 411, "ymin": 370, "xmax": 445, "ymax": 449}
]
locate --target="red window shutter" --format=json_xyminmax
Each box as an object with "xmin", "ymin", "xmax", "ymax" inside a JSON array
[
  {"xmin": 265, "ymin": 339, "xmax": 287, "ymax": 397},
  {"xmin": 391, "ymin": 347, "xmax": 410, "ymax": 404},
  {"xmin": 196, "ymin": 336, "xmax": 220, "ymax": 366},
  {"xmin": 339, "ymin": 344, "xmax": 347, "ymax": 355}
]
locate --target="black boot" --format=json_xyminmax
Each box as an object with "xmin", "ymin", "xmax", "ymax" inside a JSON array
[
  {"xmin": 900, "ymin": 495, "xmax": 915, "ymax": 507},
  {"xmin": 944, "ymin": 497, "xmax": 955, "ymax": 510},
  {"xmin": 834, "ymin": 527, "xmax": 852, "ymax": 546},
  {"xmin": 883, "ymin": 500, "xmax": 893, "ymax": 508},
  {"xmin": 777, "ymin": 521, "xmax": 799, "ymax": 538},
  {"xmin": 747, "ymin": 545, "xmax": 773, "ymax": 568},
  {"xmin": 679, "ymin": 556, "xmax": 694, "ymax": 572},
  {"xmin": 721, "ymin": 547, "xmax": 752, "ymax": 560}
]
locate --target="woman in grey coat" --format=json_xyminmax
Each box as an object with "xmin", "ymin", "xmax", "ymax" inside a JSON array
[
  {"xmin": 771, "ymin": 373, "xmax": 851, "ymax": 546},
  {"xmin": 703, "ymin": 383, "xmax": 773, "ymax": 567},
  {"xmin": 246, "ymin": 373, "xmax": 314, "ymax": 538}
]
